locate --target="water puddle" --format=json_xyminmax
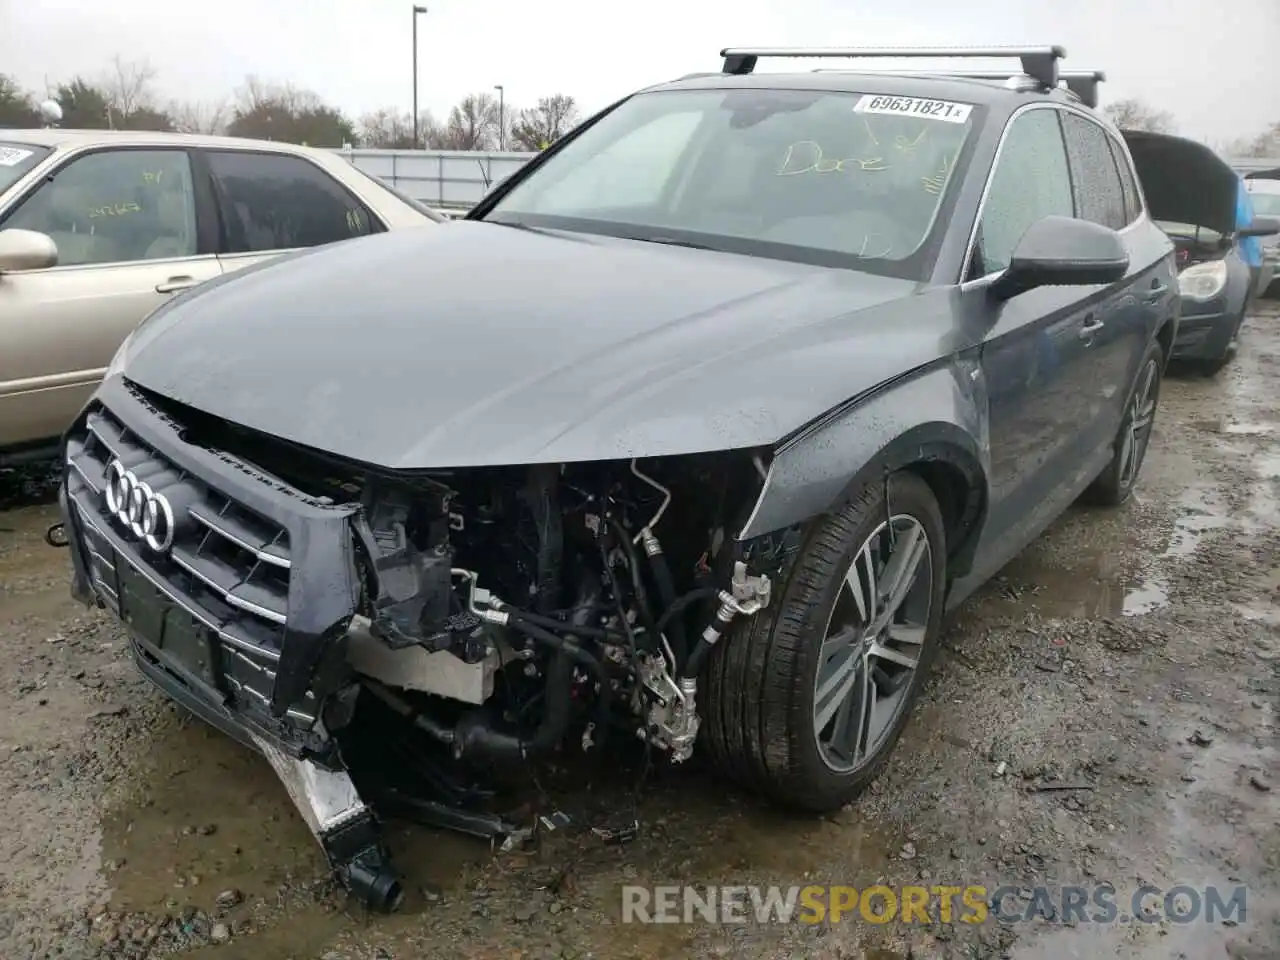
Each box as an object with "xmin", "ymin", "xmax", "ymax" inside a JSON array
[{"xmin": 1160, "ymin": 487, "xmax": 1231, "ymax": 559}]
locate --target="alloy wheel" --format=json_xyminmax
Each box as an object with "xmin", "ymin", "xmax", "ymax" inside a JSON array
[
  {"xmin": 1118, "ymin": 358, "xmax": 1159, "ymax": 490},
  {"xmin": 812, "ymin": 514, "xmax": 933, "ymax": 773}
]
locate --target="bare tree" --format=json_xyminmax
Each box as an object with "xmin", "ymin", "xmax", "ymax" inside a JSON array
[
  {"xmin": 1102, "ymin": 98, "xmax": 1176, "ymax": 134},
  {"xmin": 168, "ymin": 99, "xmax": 229, "ymax": 135},
  {"xmin": 1227, "ymin": 122, "xmax": 1280, "ymax": 158},
  {"xmin": 100, "ymin": 55, "xmax": 159, "ymax": 125},
  {"xmin": 510, "ymin": 94, "xmax": 579, "ymax": 151},
  {"xmin": 442, "ymin": 92, "xmax": 499, "ymax": 150},
  {"xmin": 226, "ymin": 75, "xmax": 355, "ymax": 146}
]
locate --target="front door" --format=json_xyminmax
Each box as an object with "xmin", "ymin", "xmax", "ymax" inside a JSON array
[
  {"xmin": 962, "ymin": 107, "xmax": 1106, "ymax": 564},
  {"xmin": 0, "ymin": 147, "xmax": 221, "ymax": 448}
]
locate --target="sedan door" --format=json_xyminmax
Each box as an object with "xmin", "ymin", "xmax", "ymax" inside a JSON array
[
  {"xmin": 961, "ymin": 107, "xmax": 1107, "ymax": 556},
  {"xmin": 0, "ymin": 147, "xmax": 222, "ymax": 450},
  {"xmin": 199, "ymin": 149, "xmax": 382, "ymax": 277}
]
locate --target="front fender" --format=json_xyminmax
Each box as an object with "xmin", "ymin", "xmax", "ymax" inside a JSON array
[{"xmin": 736, "ymin": 355, "xmax": 990, "ymax": 562}]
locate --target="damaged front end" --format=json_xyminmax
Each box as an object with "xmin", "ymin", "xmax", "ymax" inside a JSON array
[{"xmin": 56, "ymin": 377, "xmax": 780, "ymax": 909}]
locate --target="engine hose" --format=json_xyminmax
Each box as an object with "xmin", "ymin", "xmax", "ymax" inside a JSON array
[
  {"xmin": 453, "ymin": 589, "xmax": 610, "ymax": 764},
  {"xmin": 645, "ymin": 545, "xmax": 687, "ymax": 670},
  {"xmin": 607, "ymin": 518, "xmax": 659, "ymax": 644},
  {"xmin": 506, "ymin": 608, "xmax": 616, "ymax": 641},
  {"xmin": 680, "ymin": 595, "xmax": 741, "ymax": 681},
  {"xmin": 654, "ymin": 587, "xmax": 719, "ymax": 639}
]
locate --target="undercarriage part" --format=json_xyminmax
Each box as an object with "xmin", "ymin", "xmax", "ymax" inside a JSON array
[
  {"xmin": 681, "ymin": 562, "xmax": 773, "ymax": 680},
  {"xmin": 251, "ymin": 733, "xmax": 403, "ymax": 912}
]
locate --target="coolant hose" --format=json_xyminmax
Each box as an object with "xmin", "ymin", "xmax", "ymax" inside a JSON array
[{"xmin": 646, "ymin": 546, "xmax": 688, "ymax": 670}]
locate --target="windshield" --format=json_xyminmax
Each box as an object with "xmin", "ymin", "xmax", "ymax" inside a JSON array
[
  {"xmin": 1249, "ymin": 189, "xmax": 1280, "ymax": 217},
  {"xmin": 0, "ymin": 141, "xmax": 50, "ymax": 195},
  {"xmin": 348, "ymin": 164, "xmax": 446, "ymax": 221},
  {"xmin": 0, "ymin": 142, "xmax": 49, "ymax": 195},
  {"xmin": 1156, "ymin": 220, "xmax": 1224, "ymax": 244},
  {"xmin": 481, "ymin": 88, "xmax": 979, "ymax": 278}
]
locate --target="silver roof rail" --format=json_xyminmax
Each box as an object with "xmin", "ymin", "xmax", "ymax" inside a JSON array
[{"xmin": 720, "ymin": 46, "xmax": 1067, "ymax": 91}]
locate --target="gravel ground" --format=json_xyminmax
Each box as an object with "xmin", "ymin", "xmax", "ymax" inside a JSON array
[{"xmin": 1, "ymin": 306, "xmax": 1277, "ymax": 960}]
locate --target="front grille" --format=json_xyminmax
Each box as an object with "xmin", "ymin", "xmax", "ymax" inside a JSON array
[{"xmin": 65, "ymin": 405, "xmax": 300, "ymax": 713}]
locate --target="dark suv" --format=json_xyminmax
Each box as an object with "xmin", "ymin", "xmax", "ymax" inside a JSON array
[{"xmin": 56, "ymin": 46, "xmax": 1180, "ymax": 907}]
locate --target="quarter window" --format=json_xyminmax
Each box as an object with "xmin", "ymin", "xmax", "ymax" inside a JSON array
[
  {"xmin": 977, "ymin": 109, "xmax": 1074, "ymax": 275},
  {"xmin": 206, "ymin": 151, "xmax": 379, "ymax": 253},
  {"xmin": 2, "ymin": 149, "xmax": 197, "ymax": 267},
  {"xmin": 1061, "ymin": 113, "xmax": 1128, "ymax": 230}
]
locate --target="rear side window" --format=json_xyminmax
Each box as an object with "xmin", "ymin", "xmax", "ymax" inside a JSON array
[
  {"xmin": 1106, "ymin": 135, "xmax": 1143, "ymax": 224},
  {"xmin": 1060, "ymin": 113, "xmax": 1128, "ymax": 230},
  {"xmin": 206, "ymin": 151, "xmax": 380, "ymax": 254}
]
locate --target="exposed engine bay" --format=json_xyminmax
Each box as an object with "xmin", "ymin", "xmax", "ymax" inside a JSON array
[
  {"xmin": 186, "ymin": 442, "xmax": 788, "ymax": 906},
  {"xmin": 326, "ymin": 454, "xmax": 775, "ymax": 770}
]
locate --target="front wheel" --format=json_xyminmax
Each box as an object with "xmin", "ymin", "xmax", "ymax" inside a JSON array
[
  {"xmin": 701, "ymin": 471, "xmax": 947, "ymax": 812},
  {"xmin": 1085, "ymin": 341, "xmax": 1162, "ymax": 506}
]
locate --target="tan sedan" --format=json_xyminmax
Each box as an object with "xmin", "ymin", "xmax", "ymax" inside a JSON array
[{"xmin": 0, "ymin": 130, "xmax": 444, "ymax": 463}]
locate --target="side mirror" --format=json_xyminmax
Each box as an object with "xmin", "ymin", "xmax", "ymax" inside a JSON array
[
  {"xmin": 989, "ymin": 216, "xmax": 1129, "ymax": 302},
  {"xmin": 0, "ymin": 229, "xmax": 58, "ymax": 273},
  {"xmin": 1239, "ymin": 216, "xmax": 1280, "ymax": 239}
]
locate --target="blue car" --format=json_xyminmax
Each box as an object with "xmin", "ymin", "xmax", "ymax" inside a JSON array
[{"xmin": 1124, "ymin": 130, "xmax": 1280, "ymax": 375}]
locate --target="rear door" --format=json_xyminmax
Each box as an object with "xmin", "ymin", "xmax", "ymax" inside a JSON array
[
  {"xmin": 0, "ymin": 147, "xmax": 222, "ymax": 448},
  {"xmin": 961, "ymin": 105, "xmax": 1103, "ymax": 548},
  {"xmin": 199, "ymin": 149, "xmax": 384, "ymax": 277},
  {"xmin": 1058, "ymin": 111, "xmax": 1170, "ymax": 448}
]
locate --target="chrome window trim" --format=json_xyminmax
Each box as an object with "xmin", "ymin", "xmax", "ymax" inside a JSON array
[{"xmin": 958, "ymin": 100, "xmax": 1144, "ymax": 290}]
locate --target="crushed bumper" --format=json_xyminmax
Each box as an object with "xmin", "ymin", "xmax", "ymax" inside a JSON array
[{"xmin": 58, "ymin": 378, "xmax": 403, "ymax": 908}]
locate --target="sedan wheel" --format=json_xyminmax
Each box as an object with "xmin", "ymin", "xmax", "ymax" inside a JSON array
[{"xmin": 702, "ymin": 471, "xmax": 946, "ymax": 812}]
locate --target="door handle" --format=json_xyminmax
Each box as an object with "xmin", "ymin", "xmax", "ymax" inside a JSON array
[
  {"xmin": 1144, "ymin": 283, "xmax": 1169, "ymax": 304},
  {"xmin": 1078, "ymin": 316, "xmax": 1105, "ymax": 340},
  {"xmin": 155, "ymin": 277, "xmax": 198, "ymax": 294}
]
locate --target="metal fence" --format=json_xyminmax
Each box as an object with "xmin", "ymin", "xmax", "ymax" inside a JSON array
[
  {"xmin": 333, "ymin": 147, "xmax": 536, "ymax": 214},
  {"xmin": 331, "ymin": 147, "xmax": 1280, "ymax": 215}
]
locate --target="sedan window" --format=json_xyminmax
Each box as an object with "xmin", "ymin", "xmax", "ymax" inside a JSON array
[
  {"xmin": 2, "ymin": 149, "xmax": 197, "ymax": 267},
  {"xmin": 206, "ymin": 151, "xmax": 380, "ymax": 253}
]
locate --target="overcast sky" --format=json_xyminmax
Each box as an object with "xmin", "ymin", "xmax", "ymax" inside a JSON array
[{"xmin": 1, "ymin": 0, "xmax": 1276, "ymax": 145}]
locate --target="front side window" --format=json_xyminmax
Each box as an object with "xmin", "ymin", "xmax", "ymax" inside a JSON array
[
  {"xmin": 0, "ymin": 142, "xmax": 51, "ymax": 195},
  {"xmin": 206, "ymin": 151, "xmax": 378, "ymax": 253},
  {"xmin": 483, "ymin": 88, "xmax": 980, "ymax": 278},
  {"xmin": 977, "ymin": 109, "xmax": 1074, "ymax": 275},
  {"xmin": 3, "ymin": 149, "xmax": 197, "ymax": 267},
  {"xmin": 1061, "ymin": 113, "xmax": 1128, "ymax": 230}
]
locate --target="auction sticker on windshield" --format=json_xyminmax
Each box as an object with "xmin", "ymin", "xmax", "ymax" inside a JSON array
[
  {"xmin": 853, "ymin": 95, "xmax": 972, "ymax": 124},
  {"xmin": 0, "ymin": 147, "xmax": 34, "ymax": 166}
]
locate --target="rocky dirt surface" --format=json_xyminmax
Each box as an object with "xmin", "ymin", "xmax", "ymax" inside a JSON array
[{"xmin": 1, "ymin": 307, "xmax": 1278, "ymax": 960}]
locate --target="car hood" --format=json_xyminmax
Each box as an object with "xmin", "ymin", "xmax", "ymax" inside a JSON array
[
  {"xmin": 120, "ymin": 222, "xmax": 944, "ymax": 469},
  {"xmin": 1123, "ymin": 129, "xmax": 1239, "ymax": 236}
]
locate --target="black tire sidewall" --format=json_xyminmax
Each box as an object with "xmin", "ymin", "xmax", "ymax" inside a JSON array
[{"xmin": 787, "ymin": 471, "xmax": 947, "ymax": 809}]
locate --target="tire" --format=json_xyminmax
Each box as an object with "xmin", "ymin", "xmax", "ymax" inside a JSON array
[
  {"xmin": 1196, "ymin": 312, "xmax": 1245, "ymax": 377},
  {"xmin": 1085, "ymin": 340, "xmax": 1162, "ymax": 507},
  {"xmin": 702, "ymin": 470, "xmax": 946, "ymax": 812}
]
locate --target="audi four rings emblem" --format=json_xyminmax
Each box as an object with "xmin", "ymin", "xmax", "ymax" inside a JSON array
[{"xmin": 104, "ymin": 457, "xmax": 176, "ymax": 552}]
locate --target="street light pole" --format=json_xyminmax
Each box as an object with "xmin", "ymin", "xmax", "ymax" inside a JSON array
[
  {"xmin": 411, "ymin": 5, "xmax": 427, "ymax": 147},
  {"xmin": 493, "ymin": 84, "xmax": 505, "ymax": 150}
]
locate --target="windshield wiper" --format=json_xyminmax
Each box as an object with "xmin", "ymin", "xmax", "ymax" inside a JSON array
[{"xmin": 625, "ymin": 235, "xmax": 717, "ymax": 251}]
